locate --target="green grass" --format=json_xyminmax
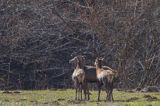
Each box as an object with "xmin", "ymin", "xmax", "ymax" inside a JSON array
[{"xmin": 0, "ymin": 89, "xmax": 159, "ymax": 106}]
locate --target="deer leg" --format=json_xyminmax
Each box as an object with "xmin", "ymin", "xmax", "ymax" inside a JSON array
[
  {"xmin": 110, "ymin": 83, "xmax": 114, "ymax": 102},
  {"xmin": 74, "ymin": 81, "xmax": 78, "ymax": 100},
  {"xmin": 98, "ymin": 89, "xmax": 101, "ymax": 101},
  {"xmin": 108, "ymin": 84, "xmax": 112, "ymax": 101},
  {"xmin": 87, "ymin": 88, "xmax": 90, "ymax": 100},
  {"xmin": 83, "ymin": 81, "xmax": 89, "ymax": 101},
  {"xmin": 83, "ymin": 82, "xmax": 87, "ymax": 100},
  {"xmin": 80, "ymin": 84, "xmax": 82, "ymax": 100},
  {"xmin": 75, "ymin": 87, "xmax": 77, "ymax": 100},
  {"xmin": 83, "ymin": 87, "xmax": 86, "ymax": 100},
  {"xmin": 78, "ymin": 86, "xmax": 80, "ymax": 100},
  {"xmin": 104, "ymin": 79, "xmax": 109, "ymax": 101},
  {"xmin": 84, "ymin": 88, "xmax": 89, "ymax": 101},
  {"xmin": 105, "ymin": 88, "xmax": 108, "ymax": 101},
  {"xmin": 108, "ymin": 83, "xmax": 113, "ymax": 102},
  {"xmin": 108, "ymin": 89, "xmax": 111, "ymax": 101},
  {"xmin": 84, "ymin": 87, "xmax": 86, "ymax": 100},
  {"xmin": 110, "ymin": 90, "xmax": 113, "ymax": 102},
  {"xmin": 97, "ymin": 83, "xmax": 101, "ymax": 101},
  {"xmin": 85, "ymin": 82, "xmax": 90, "ymax": 100},
  {"xmin": 84, "ymin": 87, "xmax": 89, "ymax": 101}
]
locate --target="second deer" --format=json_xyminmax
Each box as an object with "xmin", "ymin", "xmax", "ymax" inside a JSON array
[{"xmin": 94, "ymin": 57, "xmax": 115, "ymax": 101}]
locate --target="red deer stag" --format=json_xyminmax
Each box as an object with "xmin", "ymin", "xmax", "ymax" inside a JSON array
[
  {"xmin": 94, "ymin": 57, "xmax": 115, "ymax": 102},
  {"xmin": 70, "ymin": 55, "xmax": 97, "ymax": 100},
  {"xmin": 69, "ymin": 56, "xmax": 86, "ymax": 100}
]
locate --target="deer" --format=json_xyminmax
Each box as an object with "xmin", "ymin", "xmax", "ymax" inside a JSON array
[
  {"xmin": 94, "ymin": 57, "xmax": 115, "ymax": 102},
  {"xmin": 69, "ymin": 55, "xmax": 119, "ymax": 101},
  {"xmin": 70, "ymin": 55, "xmax": 97, "ymax": 100},
  {"xmin": 69, "ymin": 56, "xmax": 86, "ymax": 100}
]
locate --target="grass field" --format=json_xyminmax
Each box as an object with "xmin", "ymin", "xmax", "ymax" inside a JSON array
[{"xmin": 0, "ymin": 89, "xmax": 159, "ymax": 106}]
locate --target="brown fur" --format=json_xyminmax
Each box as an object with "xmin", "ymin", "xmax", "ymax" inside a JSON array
[
  {"xmin": 70, "ymin": 56, "xmax": 86, "ymax": 100},
  {"xmin": 70, "ymin": 55, "xmax": 118, "ymax": 101},
  {"xmin": 95, "ymin": 57, "xmax": 115, "ymax": 101}
]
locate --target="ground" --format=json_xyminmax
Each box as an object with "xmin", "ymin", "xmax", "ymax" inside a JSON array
[{"xmin": 0, "ymin": 89, "xmax": 159, "ymax": 106}]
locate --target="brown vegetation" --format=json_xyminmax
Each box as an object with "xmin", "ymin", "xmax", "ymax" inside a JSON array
[{"xmin": 0, "ymin": 0, "xmax": 159, "ymax": 90}]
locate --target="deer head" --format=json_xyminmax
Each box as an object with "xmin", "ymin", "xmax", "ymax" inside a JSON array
[
  {"xmin": 94, "ymin": 57, "xmax": 104, "ymax": 68},
  {"xmin": 69, "ymin": 55, "xmax": 85, "ymax": 69}
]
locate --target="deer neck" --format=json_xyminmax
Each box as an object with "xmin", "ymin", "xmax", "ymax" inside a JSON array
[
  {"xmin": 95, "ymin": 64, "xmax": 103, "ymax": 75},
  {"xmin": 76, "ymin": 61, "xmax": 81, "ymax": 69}
]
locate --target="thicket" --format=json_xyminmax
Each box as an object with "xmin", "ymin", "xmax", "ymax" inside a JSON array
[{"xmin": 0, "ymin": 0, "xmax": 159, "ymax": 89}]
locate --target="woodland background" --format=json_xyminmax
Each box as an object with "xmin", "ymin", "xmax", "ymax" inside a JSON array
[{"xmin": 0, "ymin": 0, "xmax": 159, "ymax": 90}]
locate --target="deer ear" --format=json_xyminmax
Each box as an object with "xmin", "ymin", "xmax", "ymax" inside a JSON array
[
  {"xmin": 75, "ymin": 56, "xmax": 78, "ymax": 60},
  {"xmin": 96, "ymin": 57, "xmax": 99, "ymax": 60},
  {"xmin": 100, "ymin": 57, "xmax": 104, "ymax": 60}
]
